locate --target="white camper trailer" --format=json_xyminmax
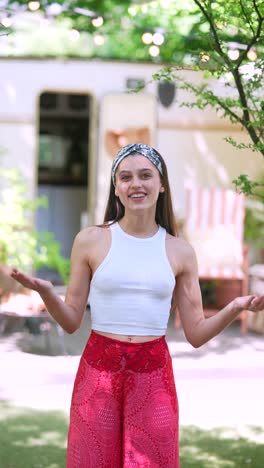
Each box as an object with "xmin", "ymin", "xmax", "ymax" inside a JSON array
[{"xmin": 0, "ymin": 58, "xmax": 262, "ymax": 266}]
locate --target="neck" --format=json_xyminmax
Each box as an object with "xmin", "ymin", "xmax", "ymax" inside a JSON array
[{"xmin": 119, "ymin": 214, "xmax": 158, "ymax": 237}]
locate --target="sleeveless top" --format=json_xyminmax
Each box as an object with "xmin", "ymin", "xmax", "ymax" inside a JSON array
[{"xmin": 88, "ymin": 222, "xmax": 176, "ymax": 336}]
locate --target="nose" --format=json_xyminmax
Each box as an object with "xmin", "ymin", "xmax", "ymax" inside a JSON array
[{"xmin": 130, "ymin": 175, "xmax": 142, "ymax": 189}]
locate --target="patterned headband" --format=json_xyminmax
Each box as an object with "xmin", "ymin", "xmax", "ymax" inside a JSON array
[{"xmin": 111, "ymin": 143, "xmax": 163, "ymax": 185}]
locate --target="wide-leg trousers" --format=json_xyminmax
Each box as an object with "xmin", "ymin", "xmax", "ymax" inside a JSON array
[{"xmin": 67, "ymin": 331, "xmax": 179, "ymax": 467}]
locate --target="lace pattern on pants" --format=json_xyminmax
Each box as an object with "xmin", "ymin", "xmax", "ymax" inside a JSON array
[{"xmin": 67, "ymin": 331, "xmax": 179, "ymax": 468}]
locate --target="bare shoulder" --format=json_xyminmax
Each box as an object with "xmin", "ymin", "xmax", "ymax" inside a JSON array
[
  {"xmin": 74, "ymin": 225, "xmax": 110, "ymax": 247},
  {"xmin": 72, "ymin": 225, "xmax": 111, "ymax": 268},
  {"xmin": 166, "ymin": 233, "xmax": 197, "ymax": 274},
  {"xmin": 166, "ymin": 233, "xmax": 194, "ymax": 253}
]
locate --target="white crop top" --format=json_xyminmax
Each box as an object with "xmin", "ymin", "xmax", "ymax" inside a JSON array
[{"xmin": 88, "ymin": 222, "xmax": 176, "ymax": 336}]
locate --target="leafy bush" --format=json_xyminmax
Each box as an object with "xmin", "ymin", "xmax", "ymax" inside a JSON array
[
  {"xmin": 0, "ymin": 166, "xmax": 70, "ymax": 284},
  {"xmin": 244, "ymin": 202, "xmax": 264, "ymax": 249},
  {"xmin": 243, "ymin": 173, "xmax": 264, "ymax": 249}
]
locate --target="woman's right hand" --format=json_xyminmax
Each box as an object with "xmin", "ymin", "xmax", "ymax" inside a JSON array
[{"xmin": 10, "ymin": 268, "xmax": 53, "ymax": 295}]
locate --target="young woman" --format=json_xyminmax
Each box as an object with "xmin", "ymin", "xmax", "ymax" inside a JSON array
[{"xmin": 11, "ymin": 143, "xmax": 264, "ymax": 468}]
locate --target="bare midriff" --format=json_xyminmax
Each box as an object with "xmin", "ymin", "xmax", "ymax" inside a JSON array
[{"xmin": 93, "ymin": 330, "xmax": 162, "ymax": 343}]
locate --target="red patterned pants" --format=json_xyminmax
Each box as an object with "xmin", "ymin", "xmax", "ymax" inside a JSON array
[{"xmin": 67, "ymin": 331, "xmax": 179, "ymax": 467}]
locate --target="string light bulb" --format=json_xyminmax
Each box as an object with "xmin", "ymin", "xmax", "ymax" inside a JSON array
[
  {"xmin": 69, "ymin": 29, "xmax": 80, "ymax": 41},
  {"xmin": 149, "ymin": 45, "xmax": 160, "ymax": 57},
  {"xmin": 152, "ymin": 32, "xmax": 164, "ymax": 46},
  {"xmin": 91, "ymin": 16, "xmax": 104, "ymax": 27},
  {"xmin": 28, "ymin": 1, "xmax": 40, "ymax": 11},
  {"xmin": 201, "ymin": 52, "xmax": 210, "ymax": 62},
  {"xmin": 228, "ymin": 49, "xmax": 240, "ymax": 60},
  {"xmin": 142, "ymin": 32, "xmax": 153, "ymax": 44},
  {"xmin": 247, "ymin": 49, "xmax": 257, "ymax": 61},
  {"xmin": 94, "ymin": 34, "xmax": 105, "ymax": 46}
]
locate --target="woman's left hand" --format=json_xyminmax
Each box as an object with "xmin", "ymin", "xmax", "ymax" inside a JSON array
[{"xmin": 233, "ymin": 295, "xmax": 264, "ymax": 313}]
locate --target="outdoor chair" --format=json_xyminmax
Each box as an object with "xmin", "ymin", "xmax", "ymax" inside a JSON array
[{"xmin": 175, "ymin": 188, "xmax": 249, "ymax": 333}]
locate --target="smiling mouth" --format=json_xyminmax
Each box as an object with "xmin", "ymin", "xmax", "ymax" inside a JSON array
[{"xmin": 129, "ymin": 193, "xmax": 146, "ymax": 200}]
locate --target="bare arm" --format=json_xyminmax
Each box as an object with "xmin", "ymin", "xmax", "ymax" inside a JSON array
[
  {"xmin": 11, "ymin": 229, "xmax": 92, "ymax": 334},
  {"xmin": 175, "ymin": 242, "xmax": 264, "ymax": 348}
]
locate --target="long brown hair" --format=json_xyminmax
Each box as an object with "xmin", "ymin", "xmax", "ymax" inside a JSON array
[{"xmin": 100, "ymin": 150, "xmax": 178, "ymax": 237}]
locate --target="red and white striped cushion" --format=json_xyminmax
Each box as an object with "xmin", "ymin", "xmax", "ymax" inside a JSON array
[{"xmin": 185, "ymin": 189, "xmax": 245, "ymax": 279}]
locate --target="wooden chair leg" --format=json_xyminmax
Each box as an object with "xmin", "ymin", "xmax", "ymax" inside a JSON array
[{"xmin": 240, "ymin": 310, "xmax": 248, "ymax": 334}]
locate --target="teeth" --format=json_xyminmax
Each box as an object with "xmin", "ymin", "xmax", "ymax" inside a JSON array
[{"xmin": 131, "ymin": 194, "xmax": 145, "ymax": 198}]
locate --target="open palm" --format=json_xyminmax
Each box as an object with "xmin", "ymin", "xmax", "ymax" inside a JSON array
[
  {"xmin": 234, "ymin": 295, "xmax": 264, "ymax": 313},
  {"xmin": 10, "ymin": 269, "xmax": 53, "ymax": 294}
]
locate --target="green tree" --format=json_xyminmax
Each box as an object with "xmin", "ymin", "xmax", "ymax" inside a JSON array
[
  {"xmin": 150, "ymin": 0, "xmax": 264, "ymax": 197},
  {"xmin": 2, "ymin": 0, "xmax": 264, "ymax": 196},
  {"xmin": 2, "ymin": 1, "xmax": 259, "ymax": 64}
]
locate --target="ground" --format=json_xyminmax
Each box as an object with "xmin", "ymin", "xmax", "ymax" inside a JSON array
[{"xmin": 0, "ymin": 311, "xmax": 264, "ymax": 467}]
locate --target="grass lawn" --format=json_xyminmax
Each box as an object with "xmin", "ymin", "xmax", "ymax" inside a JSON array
[
  {"xmin": 180, "ymin": 425, "xmax": 264, "ymax": 467},
  {"xmin": 0, "ymin": 400, "xmax": 68, "ymax": 468},
  {"xmin": 0, "ymin": 400, "xmax": 263, "ymax": 468}
]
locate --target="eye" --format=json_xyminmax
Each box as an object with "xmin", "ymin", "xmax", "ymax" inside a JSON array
[
  {"xmin": 120, "ymin": 175, "xmax": 130, "ymax": 181},
  {"xmin": 142, "ymin": 173, "xmax": 151, "ymax": 178}
]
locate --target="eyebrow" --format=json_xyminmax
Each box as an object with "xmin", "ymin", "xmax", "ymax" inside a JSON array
[{"xmin": 118, "ymin": 168, "xmax": 153, "ymax": 175}]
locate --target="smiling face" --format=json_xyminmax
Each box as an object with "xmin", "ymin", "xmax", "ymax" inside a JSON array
[{"xmin": 114, "ymin": 153, "xmax": 164, "ymax": 213}]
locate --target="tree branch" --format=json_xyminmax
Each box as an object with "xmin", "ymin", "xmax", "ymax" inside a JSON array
[
  {"xmin": 178, "ymin": 78, "xmax": 244, "ymax": 125},
  {"xmin": 235, "ymin": 13, "xmax": 263, "ymax": 69},
  {"xmin": 192, "ymin": 0, "xmax": 231, "ymax": 66},
  {"xmin": 239, "ymin": 0, "xmax": 255, "ymax": 35},
  {"xmin": 192, "ymin": 0, "xmax": 264, "ymax": 155},
  {"xmin": 231, "ymin": 68, "xmax": 263, "ymax": 154},
  {"xmin": 205, "ymin": 92, "xmax": 244, "ymax": 125},
  {"xmin": 253, "ymin": 0, "xmax": 264, "ymax": 20}
]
